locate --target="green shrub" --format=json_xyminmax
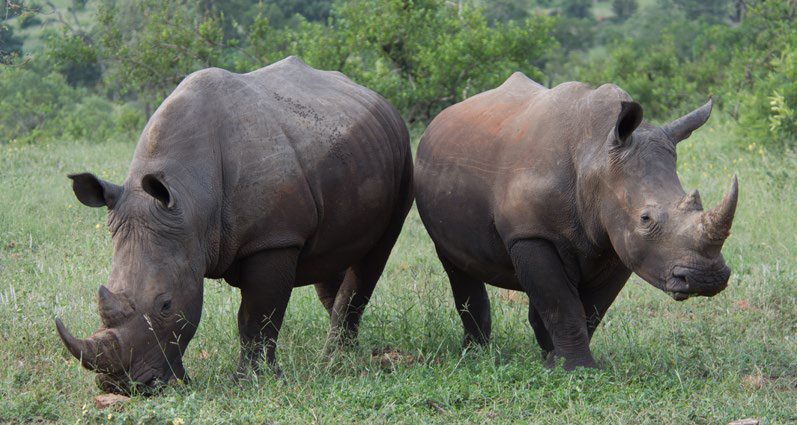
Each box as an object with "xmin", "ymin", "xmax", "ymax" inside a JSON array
[
  {"xmin": 18, "ymin": 12, "xmax": 43, "ymax": 29},
  {"xmin": 0, "ymin": 67, "xmax": 77, "ymax": 143},
  {"xmin": 114, "ymin": 102, "xmax": 146, "ymax": 137},
  {"xmin": 61, "ymin": 96, "xmax": 116, "ymax": 142}
]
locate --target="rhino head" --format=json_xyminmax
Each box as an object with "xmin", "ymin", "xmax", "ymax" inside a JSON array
[
  {"xmin": 56, "ymin": 172, "xmax": 206, "ymax": 394},
  {"xmin": 599, "ymin": 98, "xmax": 737, "ymax": 301}
]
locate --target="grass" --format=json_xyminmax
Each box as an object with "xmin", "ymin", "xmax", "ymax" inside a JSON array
[{"xmin": 0, "ymin": 119, "xmax": 796, "ymax": 424}]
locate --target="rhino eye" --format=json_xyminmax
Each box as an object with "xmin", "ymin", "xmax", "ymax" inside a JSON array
[
  {"xmin": 160, "ymin": 299, "xmax": 172, "ymax": 315},
  {"xmin": 640, "ymin": 212, "xmax": 652, "ymax": 224}
]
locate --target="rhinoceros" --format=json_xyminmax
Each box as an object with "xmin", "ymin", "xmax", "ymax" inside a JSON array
[
  {"xmin": 56, "ymin": 56, "xmax": 413, "ymax": 393},
  {"xmin": 415, "ymin": 73, "xmax": 737, "ymax": 370}
]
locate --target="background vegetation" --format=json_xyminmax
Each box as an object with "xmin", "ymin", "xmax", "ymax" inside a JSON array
[
  {"xmin": 2, "ymin": 0, "xmax": 797, "ymax": 144},
  {"xmin": 1, "ymin": 0, "xmax": 796, "ymax": 423}
]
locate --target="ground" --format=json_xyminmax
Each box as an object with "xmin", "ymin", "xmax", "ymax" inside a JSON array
[{"xmin": 0, "ymin": 121, "xmax": 795, "ymax": 423}]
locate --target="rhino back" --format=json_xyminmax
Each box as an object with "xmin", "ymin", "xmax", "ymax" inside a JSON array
[{"xmin": 129, "ymin": 57, "xmax": 410, "ymax": 281}]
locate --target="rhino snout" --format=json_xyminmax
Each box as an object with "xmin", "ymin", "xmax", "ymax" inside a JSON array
[
  {"xmin": 97, "ymin": 367, "xmax": 187, "ymax": 396},
  {"xmin": 667, "ymin": 263, "xmax": 730, "ymax": 301}
]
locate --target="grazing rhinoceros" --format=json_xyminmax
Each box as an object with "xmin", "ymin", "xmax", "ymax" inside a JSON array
[
  {"xmin": 415, "ymin": 73, "xmax": 737, "ymax": 370},
  {"xmin": 56, "ymin": 56, "xmax": 413, "ymax": 393}
]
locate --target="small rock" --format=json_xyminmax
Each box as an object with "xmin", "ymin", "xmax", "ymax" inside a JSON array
[
  {"xmin": 94, "ymin": 394, "xmax": 130, "ymax": 409},
  {"xmin": 742, "ymin": 374, "xmax": 770, "ymax": 390},
  {"xmin": 371, "ymin": 346, "xmax": 415, "ymax": 369},
  {"xmin": 426, "ymin": 399, "xmax": 446, "ymax": 414}
]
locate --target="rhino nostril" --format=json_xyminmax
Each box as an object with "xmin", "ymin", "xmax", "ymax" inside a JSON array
[{"xmin": 672, "ymin": 271, "xmax": 688, "ymax": 286}]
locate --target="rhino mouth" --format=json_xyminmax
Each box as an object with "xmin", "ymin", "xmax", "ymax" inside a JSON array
[
  {"xmin": 665, "ymin": 264, "xmax": 730, "ymax": 301},
  {"xmin": 97, "ymin": 367, "xmax": 185, "ymax": 396}
]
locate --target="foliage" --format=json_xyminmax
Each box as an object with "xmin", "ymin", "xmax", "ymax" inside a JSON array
[
  {"xmin": 0, "ymin": 22, "xmax": 23, "ymax": 60},
  {"xmin": 556, "ymin": 0, "xmax": 592, "ymax": 18},
  {"xmin": 2, "ymin": 0, "xmax": 797, "ymax": 146},
  {"xmin": 62, "ymin": 95, "xmax": 117, "ymax": 141},
  {"xmin": 43, "ymin": 28, "xmax": 101, "ymax": 87},
  {"xmin": 325, "ymin": 0, "xmax": 556, "ymax": 123},
  {"xmin": 18, "ymin": 11, "xmax": 42, "ymax": 29},
  {"xmin": 660, "ymin": 0, "xmax": 732, "ymax": 23},
  {"xmin": 0, "ymin": 65, "xmax": 145, "ymax": 144},
  {"xmin": 612, "ymin": 0, "xmax": 638, "ymax": 21},
  {"xmin": 479, "ymin": 0, "xmax": 531, "ymax": 23},
  {"xmin": 95, "ymin": 0, "xmax": 231, "ymax": 107},
  {"xmin": 0, "ymin": 66, "xmax": 76, "ymax": 142},
  {"xmin": 575, "ymin": 34, "xmax": 705, "ymax": 122},
  {"xmin": 97, "ymin": 0, "xmax": 555, "ymax": 124}
]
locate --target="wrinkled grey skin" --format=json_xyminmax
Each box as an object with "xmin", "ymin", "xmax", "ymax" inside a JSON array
[
  {"xmin": 56, "ymin": 57, "xmax": 413, "ymax": 394},
  {"xmin": 415, "ymin": 73, "xmax": 738, "ymax": 370}
]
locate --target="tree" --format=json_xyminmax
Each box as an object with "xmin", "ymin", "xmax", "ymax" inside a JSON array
[
  {"xmin": 0, "ymin": 23, "xmax": 23, "ymax": 60},
  {"xmin": 660, "ymin": 0, "xmax": 732, "ymax": 23},
  {"xmin": 557, "ymin": 0, "xmax": 592, "ymax": 19},
  {"xmin": 95, "ymin": 0, "xmax": 231, "ymax": 112},
  {"xmin": 612, "ymin": 0, "xmax": 638, "ymax": 21},
  {"xmin": 319, "ymin": 0, "xmax": 556, "ymax": 123}
]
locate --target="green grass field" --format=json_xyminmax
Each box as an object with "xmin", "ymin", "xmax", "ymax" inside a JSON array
[{"xmin": 1, "ymin": 120, "xmax": 795, "ymax": 424}]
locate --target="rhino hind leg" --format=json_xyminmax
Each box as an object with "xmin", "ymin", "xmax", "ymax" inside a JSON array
[
  {"xmin": 326, "ymin": 237, "xmax": 401, "ymax": 348},
  {"xmin": 510, "ymin": 239, "xmax": 597, "ymax": 370},
  {"xmin": 437, "ymin": 248, "xmax": 492, "ymax": 346},
  {"xmin": 234, "ymin": 247, "xmax": 299, "ymax": 378},
  {"xmin": 314, "ymin": 271, "xmax": 346, "ymax": 317},
  {"xmin": 528, "ymin": 305, "xmax": 554, "ymax": 356},
  {"xmin": 326, "ymin": 157, "xmax": 414, "ymax": 350}
]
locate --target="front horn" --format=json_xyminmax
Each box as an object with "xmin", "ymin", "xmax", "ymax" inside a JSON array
[
  {"xmin": 55, "ymin": 318, "xmax": 118, "ymax": 372},
  {"xmin": 703, "ymin": 174, "xmax": 739, "ymax": 241}
]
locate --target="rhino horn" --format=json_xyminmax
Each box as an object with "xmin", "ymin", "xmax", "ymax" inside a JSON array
[
  {"xmin": 679, "ymin": 189, "xmax": 703, "ymax": 211},
  {"xmin": 98, "ymin": 285, "xmax": 124, "ymax": 327},
  {"xmin": 55, "ymin": 318, "xmax": 118, "ymax": 372},
  {"xmin": 664, "ymin": 97, "xmax": 713, "ymax": 143},
  {"xmin": 703, "ymin": 174, "xmax": 738, "ymax": 241}
]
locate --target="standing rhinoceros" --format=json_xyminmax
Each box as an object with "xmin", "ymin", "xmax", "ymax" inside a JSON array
[
  {"xmin": 56, "ymin": 56, "xmax": 413, "ymax": 393},
  {"xmin": 415, "ymin": 73, "xmax": 737, "ymax": 370}
]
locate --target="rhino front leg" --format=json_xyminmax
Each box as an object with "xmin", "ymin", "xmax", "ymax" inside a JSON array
[
  {"xmin": 233, "ymin": 248, "xmax": 298, "ymax": 378},
  {"xmin": 510, "ymin": 239, "xmax": 597, "ymax": 370},
  {"xmin": 579, "ymin": 264, "xmax": 631, "ymax": 341}
]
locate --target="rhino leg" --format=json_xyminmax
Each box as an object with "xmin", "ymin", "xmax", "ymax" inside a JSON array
[
  {"xmin": 579, "ymin": 265, "xmax": 630, "ymax": 341},
  {"xmin": 314, "ymin": 271, "xmax": 346, "ymax": 317},
  {"xmin": 510, "ymin": 239, "xmax": 597, "ymax": 370},
  {"xmin": 528, "ymin": 305, "xmax": 554, "ymax": 356},
  {"xmin": 326, "ymin": 223, "xmax": 404, "ymax": 347},
  {"xmin": 234, "ymin": 247, "xmax": 298, "ymax": 378},
  {"xmin": 326, "ymin": 159, "xmax": 413, "ymax": 349},
  {"xmin": 437, "ymin": 248, "xmax": 492, "ymax": 346}
]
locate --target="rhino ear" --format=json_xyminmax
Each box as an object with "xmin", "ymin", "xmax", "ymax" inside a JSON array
[
  {"xmin": 141, "ymin": 173, "xmax": 174, "ymax": 209},
  {"xmin": 69, "ymin": 173, "xmax": 123, "ymax": 209},
  {"xmin": 611, "ymin": 101, "xmax": 643, "ymax": 148}
]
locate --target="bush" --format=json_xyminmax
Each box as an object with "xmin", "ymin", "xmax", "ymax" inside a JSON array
[
  {"xmin": 18, "ymin": 12, "xmax": 43, "ymax": 29},
  {"xmin": 61, "ymin": 96, "xmax": 117, "ymax": 142},
  {"xmin": 0, "ymin": 67, "xmax": 77, "ymax": 143},
  {"xmin": 114, "ymin": 103, "xmax": 146, "ymax": 137}
]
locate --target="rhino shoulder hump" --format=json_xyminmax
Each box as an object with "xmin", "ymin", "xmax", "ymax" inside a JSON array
[
  {"xmin": 593, "ymin": 83, "xmax": 633, "ymax": 102},
  {"xmin": 498, "ymin": 72, "xmax": 545, "ymax": 92}
]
